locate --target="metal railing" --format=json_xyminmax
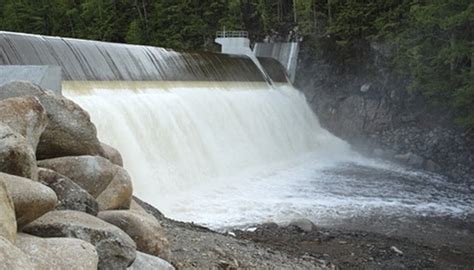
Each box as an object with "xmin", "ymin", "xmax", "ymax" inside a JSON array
[{"xmin": 216, "ymin": 31, "xmax": 249, "ymax": 38}]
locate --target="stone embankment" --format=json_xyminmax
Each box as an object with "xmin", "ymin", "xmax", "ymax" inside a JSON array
[
  {"xmin": 0, "ymin": 80, "xmax": 330, "ymax": 270},
  {"xmin": 0, "ymin": 81, "xmax": 173, "ymax": 270}
]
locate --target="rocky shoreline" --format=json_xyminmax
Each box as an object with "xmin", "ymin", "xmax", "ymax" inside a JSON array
[
  {"xmin": 0, "ymin": 81, "xmax": 172, "ymax": 269},
  {"xmin": 136, "ymin": 197, "xmax": 474, "ymax": 269},
  {"xmin": 0, "ymin": 80, "xmax": 332, "ymax": 269},
  {"xmin": 134, "ymin": 197, "xmax": 330, "ymax": 269},
  {"xmin": 1, "ymin": 80, "xmax": 472, "ymax": 269}
]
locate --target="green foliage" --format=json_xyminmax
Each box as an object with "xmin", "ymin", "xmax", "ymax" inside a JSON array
[
  {"xmin": 294, "ymin": 0, "xmax": 315, "ymax": 35},
  {"xmin": 395, "ymin": 1, "xmax": 473, "ymax": 128},
  {"xmin": 0, "ymin": 0, "xmax": 472, "ymax": 128},
  {"xmin": 125, "ymin": 20, "xmax": 143, "ymax": 44},
  {"xmin": 0, "ymin": 0, "xmax": 242, "ymax": 50}
]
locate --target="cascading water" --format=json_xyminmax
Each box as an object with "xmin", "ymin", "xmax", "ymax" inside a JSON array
[
  {"xmin": 64, "ymin": 83, "xmax": 352, "ymax": 214},
  {"xmin": 2, "ymin": 31, "xmax": 472, "ymax": 231},
  {"xmin": 0, "ymin": 31, "xmax": 265, "ymax": 82},
  {"xmin": 64, "ymin": 82, "xmax": 473, "ymax": 230}
]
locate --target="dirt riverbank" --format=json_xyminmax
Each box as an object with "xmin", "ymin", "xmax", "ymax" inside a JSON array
[
  {"xmin": 136, "ymin": 197, "xmax": 474, "ymax": 269},
  {"xmin": 234, "ymin": 218, "xmax": 474, "ymax": 269}
]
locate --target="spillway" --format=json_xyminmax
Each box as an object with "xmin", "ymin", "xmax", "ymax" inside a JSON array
[
  {"xmin": 64, "ymin": 82, "xmax": 351, "ymax": 200},
  {"xmin": 2, "ymin": 32, "xmax": 472, "ymax": 231},
  {"xmin": 0, "ymin": 31, "xmax": 355, "ymax": 221},
  {"xmin": 65, "ymin": 83, "xmax": 473, "ymax": 229},
  {"xmin": 0, "ymin": 31, "xmax": 266, "ymax": 82}
]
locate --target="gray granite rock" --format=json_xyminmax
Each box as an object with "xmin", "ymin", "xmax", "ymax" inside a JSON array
[
  {"xmin": 23, "ymin": 210, "xmax": 136, "ymax": 270},
  {"xmin": 0, "ymin": 123, "xmax": 37, "ymax": 180},
  {"xmin": 0, "ymin": 172, "xmax": 57, "ymax": 228},
  {"xmin": 0, "ymin": 181, "xmax": 16, "ymax": 243},
  {"xmin": 0, "ymin": 236, "xmax": 34, "ymax": 270},
  {"xmin": 98, "ymin": 210, "xmax": 170, "ymax": 260},
  {"xmin": 101, "ymin": 143, "xmax": 123, "ymax": 167},
  {"xmin": 96, "ymin": 167, "xmax": 133, "ymax": 211},
  {"xmin": 15, "ymin": 233, "xmax": 99, "ymax": 270},
  {"xmin": 0, "ymin": 81, "xmax": 105, "ymax": 159},
  {"xmin": 38, "ymin": 156, "xmax": 116, "ymax": 198},
  {"xmin": 128, "ymin": 251, "xmax": 174, "ymax": 270},
  {"xmin": 0, "ymin": 96, "xmax": 48, "ymax": 151},
  {"xmin": 38, "ymin": 168, "xmax": 99, "ymax": 215}
]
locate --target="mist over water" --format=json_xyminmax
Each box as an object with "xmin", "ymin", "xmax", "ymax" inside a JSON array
[
  {"xmin": 65, "ymin": 83, "xmax": 473, "ymax": 230},
  {"xmin": 2, "ymin": 32, "xmax": 471, "ymax": 259},
  {"xmin": 66, "ymin": 83, "xmax": 350, "ymax": 192}
]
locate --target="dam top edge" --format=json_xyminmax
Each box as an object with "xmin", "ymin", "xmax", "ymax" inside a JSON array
[
  {"xmin": 62, "ymin": 81, "xmax": 290, "ymax": 95},
  {"xmin": 0, "ymin": 31, "xmax": 269, "ymax": 82},
  {"xmin": 0, "ymin": 31, "xmax": 206, "ymax": 55},
  {"xmin": 62, "ymin": 80, "xmax": 274, "ymax": 86},
  {"xmin": 0, "ymin": 31, "xmax": 257, "ymax": 59},
  {"xmin": 1, "ymin": 32, "xmax": 272, "ymax": 69}
]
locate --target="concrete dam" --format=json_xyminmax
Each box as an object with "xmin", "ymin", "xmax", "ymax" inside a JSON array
[{"xmin": 1, "ymin": 31, "xmax": 471, "ymax": 230}]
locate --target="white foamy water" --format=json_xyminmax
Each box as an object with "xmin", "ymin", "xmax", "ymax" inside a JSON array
[{"xmin": 65, "ymin": 83, "xmax": 474, "ymax": 230}]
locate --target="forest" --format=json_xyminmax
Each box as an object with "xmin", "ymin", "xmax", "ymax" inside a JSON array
[{"xmin": 0, "ymin": 0, "xmax": 472, "ymax": 129}]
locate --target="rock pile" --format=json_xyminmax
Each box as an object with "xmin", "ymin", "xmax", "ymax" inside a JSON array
[{"xmin": 0, "ymin": 81, "xmax": 173, "ymax": 270}]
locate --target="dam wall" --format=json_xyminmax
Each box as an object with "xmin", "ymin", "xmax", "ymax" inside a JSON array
[
  {"xmin": 254, "ymin": 42, "xmax": 299, "ymax": 83},
  {"xmin": 0, "ymin": 31, "xmax": 351, "ymax": 224},
  {"xmin": 0, "ymin": 31, "xmax": 267, "ymax": 82},
  {"xmin": 0, "ymin": 65, "xmax": 62, "ymax": 94}
]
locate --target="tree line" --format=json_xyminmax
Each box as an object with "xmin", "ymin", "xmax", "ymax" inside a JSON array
[{"xmin": 0, "ymin": 0, "xmax": 472, "ymax": 129}]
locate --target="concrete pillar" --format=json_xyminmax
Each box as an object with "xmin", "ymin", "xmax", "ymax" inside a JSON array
[
  {"xmin": 215, "ymin": 34, "xmax": 272, "ymax": 84},
  {"xmin": 0, "ymin": 65, "xmax": 62, "ymax": 94}
]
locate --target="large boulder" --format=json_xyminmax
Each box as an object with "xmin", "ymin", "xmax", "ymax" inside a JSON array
[
  {"xmin": 37, "ymin": 156, "xmax": 116, "ymax": 198},
  {"xmin": 96, "ymin": 167, "xmax": 133, "ymax": 211},
  {"xmin": 38, "ymin": 168, "xmax": 99, "ymax": 215},
  {"xmin": 101, "ymin": 142, "xmax": 124, "ymax": 166},
  {"xmin": 23, "ymin": 210, "xmax": 137, "ymax": 270},
  {"xmin": 15, "ymin": 233, "xmax": 99, "ymax": 270},
  {"xmin": 129, "ymin": 199, "xmax": 150, "ymax": 216},
  {"xmin": 0, "ymin": 81, "xmax": 105, "ymax": 159},
  {"xmin": 0, "ymin": 96, "xmax": 48, "ymax": 151},
  {"xmin": 98, "ymin": 210, "xmax": 170, "ymax": 260},
  {"xmin": 0, "ymin": 236, "xmax": 34, "ymax": 270},
  {"xmin": 128, "ymin": 251, "xmax": 175, "ymax": 270},
  {"xmin": 0, "ymin": 123, "xmax": 37, "ymax": 180},
  {"xmin": 0, "ymin": 173, "xmax": 57, "ymax": 228},
  {"xmin": 0, "ymin": 181, "xmax": 16, "ymax": 243},
  {"xmin": 132, "ymin": 196, "xmax": 166, "ymax": 220}
]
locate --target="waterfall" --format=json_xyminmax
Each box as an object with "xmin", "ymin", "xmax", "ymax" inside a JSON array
[
  {"xmin": 3, "ymin": 31, "xmax": 470, "ymax": 229},
  {"xmin": 64, "ymin": 82, "xmax": 351, "ymax": 213},
  {"xmin": 2, "ymin": 31, "xmax": 352, "ymax": 218}
]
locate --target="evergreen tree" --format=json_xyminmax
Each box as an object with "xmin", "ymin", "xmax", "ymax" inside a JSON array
[
  {"xmin": 395, "ymin": 0, "xmax": 473, "ymax": 128},
  {"xmin": 0, "ymin": 0, "xmax": 472, "ymax": 128}
]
